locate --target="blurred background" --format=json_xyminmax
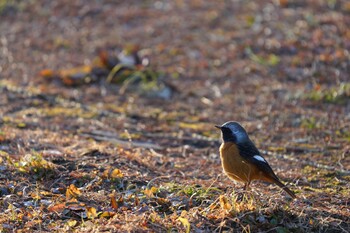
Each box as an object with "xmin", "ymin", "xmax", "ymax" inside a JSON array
[{"xmin": 1, "ymin": 0, "xmax": 349, "ymax": 148}]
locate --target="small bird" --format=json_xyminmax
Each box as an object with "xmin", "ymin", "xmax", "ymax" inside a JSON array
[{"xmin": 216, "ymin": 121, "xmax": 296, "ymax": 199}]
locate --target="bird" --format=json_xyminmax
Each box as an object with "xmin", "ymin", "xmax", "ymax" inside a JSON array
[{"xmin": 215, "ymin": 121, "xmax": 296, "ymax": 199}]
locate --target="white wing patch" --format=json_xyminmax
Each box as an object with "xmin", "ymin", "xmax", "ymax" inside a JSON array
[{"xmin": 253, "ymin": 155, "xmax": 267, "ymax": 163}]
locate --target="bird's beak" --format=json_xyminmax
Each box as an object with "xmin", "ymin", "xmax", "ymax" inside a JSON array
[{"xmin": 215, "ymin": 125, "xmax": 222, "ymax": 129}]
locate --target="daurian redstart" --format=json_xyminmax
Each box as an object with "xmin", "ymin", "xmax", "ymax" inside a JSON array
[{"xmin": 216, "ymin": 121, "xmax": 296, "ymax": 199}]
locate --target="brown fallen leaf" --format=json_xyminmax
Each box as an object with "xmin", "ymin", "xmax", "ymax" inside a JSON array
[
  {"xmin": 39, "ymin": 69, "xmax": 55, "ymax": 78},
  {"xmin": 144, "ymin": 186, "xmax": 158, "ymax": 198},
  {"xmin": 86, "ymin": 206, "xmax": 97, "ymax": 219},
  {"xmin": 48, "ymin": 203, "xmax": 65, "ymax": 213},
  {"xmin": 65, "ymin": 201, "xmax": 86, "ymax": 212},
  {"xmin": 110, "ymin": 194, "xmax": 118, "ymax": 210},
  {"xmin": 219, "ymin": 195, "xmax": 232, "ymax": 211},
  {"xmin": 66, "ymin": 184, "xmax": 81, "ymax": 200},
  {"xmin": 110, "ymin": 168, "xmax": 124, "ymax": 178},
  {"xmin": 99, "ymin": 211, "xmax": 116, "ymax": 218}
]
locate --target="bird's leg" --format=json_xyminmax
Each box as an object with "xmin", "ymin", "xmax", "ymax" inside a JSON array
[
  {"xmin": 237, "ymin": 182, "xmax": 248, "ymax": 202},
  {"xmin": 238, "ymin": 181, "xmax": 251, "ymax": 202},
  {"xmin": 243, "ymin": 182, "xmax": 249, "ymax": 190},
  {"xmin": 242, "ymin": 182, "xmax": 250, "ymax": 193}
]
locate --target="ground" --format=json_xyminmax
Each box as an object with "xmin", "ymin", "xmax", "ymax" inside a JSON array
[{"xmin": 0, "ymin": 0, "xmax": 349, "ymax": 232}]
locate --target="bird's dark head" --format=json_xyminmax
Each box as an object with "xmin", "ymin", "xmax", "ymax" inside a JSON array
[{"xmin": 215, "ymin": 121, "xmax": 249, "ymax": 143}]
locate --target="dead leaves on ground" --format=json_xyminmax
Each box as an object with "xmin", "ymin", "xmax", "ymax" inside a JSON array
[
  {"xmin": 48, "ymin": 184, "xmax": 110, "ymax": 221},
  {"xmin": 1, "ymin": 0, "xmax": 350, "ymax": 231},
  {"xmin": 102, "ymin": 168, "xmax": 124, "ymax": 180},
  {"xmin": 39, "ymin": 46, "xmax": 174, "ymax": 99},
  {"xmin": 39, "ymin": 177, "xmax": 236, "ymax": 231},
  {"xmin": 39, "ymin": 46, "xmax": 148, "ymax": 87},
  {"xmin": 7, "ymin": 153, "xmax": 57, "ymax": 180}
]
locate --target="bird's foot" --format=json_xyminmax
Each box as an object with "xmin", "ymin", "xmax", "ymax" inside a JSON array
[
  {"xmin": 236, "ymin": 192, "xmax": 245, "ymax": 202},
  {"xmin": 230, "ymin": 189, "xmax": 247, "ymax": 202}
]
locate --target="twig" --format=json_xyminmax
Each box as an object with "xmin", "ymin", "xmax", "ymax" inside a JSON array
[
  {"xmin": 81, "ymin": 130, "xmax": 163, "ymax": 149},
  {"xmin": 145, "ymin": 175, "xmax": 171, "ymax": 190}
]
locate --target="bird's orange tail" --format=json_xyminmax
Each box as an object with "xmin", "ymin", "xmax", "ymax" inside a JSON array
[{"xmin": 273, "ymin": 179, "xmax": 297, "ymax": 199}]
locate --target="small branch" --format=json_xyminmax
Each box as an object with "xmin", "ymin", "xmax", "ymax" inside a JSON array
[{"xmin": 81, "ymin": 130, "xmax": 163, "ymax": 150}]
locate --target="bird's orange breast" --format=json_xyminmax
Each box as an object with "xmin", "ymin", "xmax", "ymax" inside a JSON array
[{"xmin": 219, "ymin": 142, "xmax": 260, "ymax": 183}]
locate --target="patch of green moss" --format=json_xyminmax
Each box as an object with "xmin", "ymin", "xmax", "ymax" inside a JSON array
[
  {"xmin": 304, "ymin": 82, "xmax": 350, "ymax": 105},
  {"xmin": 8, "ymin": 152, "xmax": 56, "ymax": 180}
]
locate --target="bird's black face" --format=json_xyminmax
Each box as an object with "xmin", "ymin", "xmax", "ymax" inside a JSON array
[{"xmin": 215, "ymin": 121, "xmax": 249, "ymax": 143}]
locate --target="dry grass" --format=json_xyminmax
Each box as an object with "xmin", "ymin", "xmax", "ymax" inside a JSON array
[{"xmin": 1, "ymin": 0, "xmax": 349, "ymax": 232}]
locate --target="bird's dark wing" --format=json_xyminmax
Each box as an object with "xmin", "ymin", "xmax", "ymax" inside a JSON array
[{"xmin": 237, "ymin": 141, "xmax": 279, "ymax": 180}]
